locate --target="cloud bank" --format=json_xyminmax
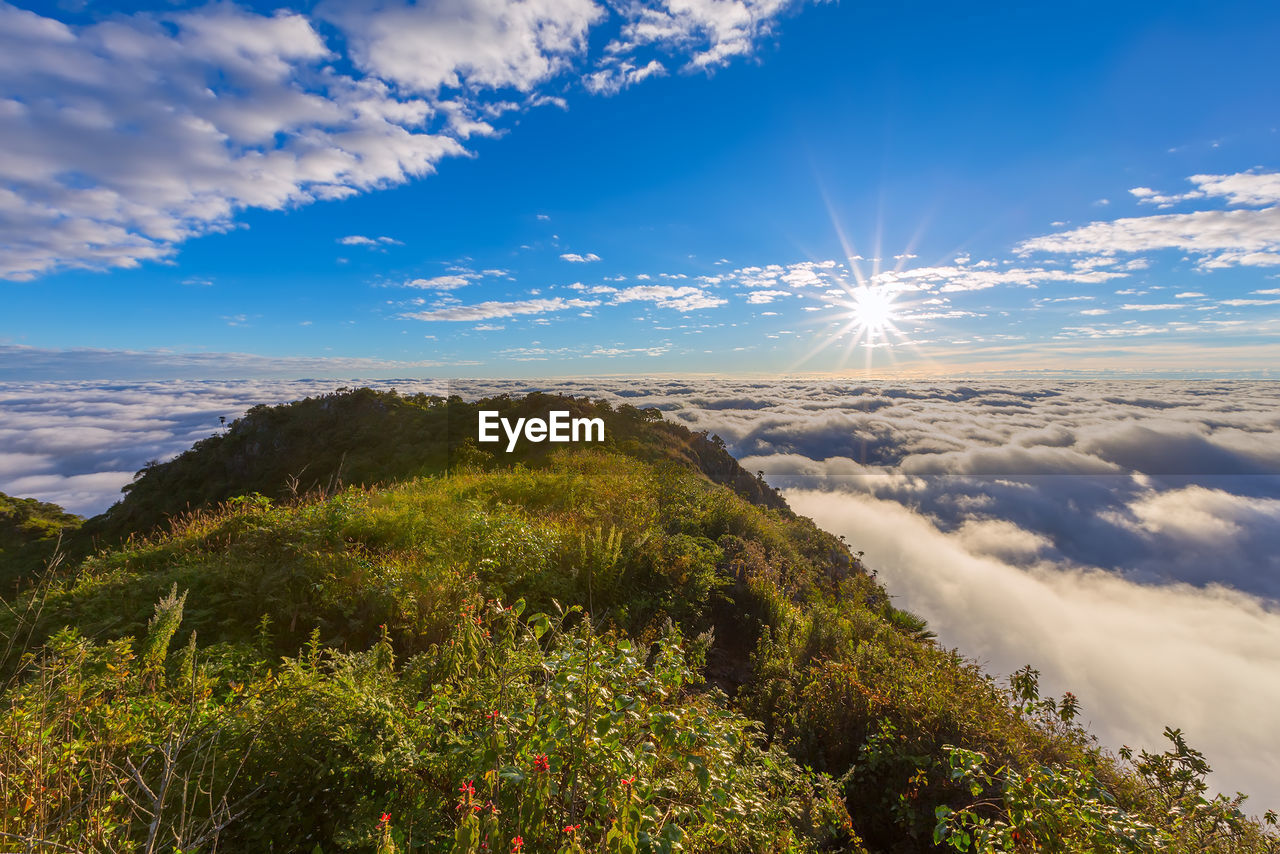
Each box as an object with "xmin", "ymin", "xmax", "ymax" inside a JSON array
[{"xmin": 789, "ymin": 487, "xmax": 1280, "ymax": 807}]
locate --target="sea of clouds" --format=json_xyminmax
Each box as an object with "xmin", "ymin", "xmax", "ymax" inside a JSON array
[{"xmin": 2, "ymin": 377, "xmax": 1278, "ymax": 805}]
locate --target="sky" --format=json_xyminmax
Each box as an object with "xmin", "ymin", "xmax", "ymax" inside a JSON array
[
  {"xmin": 3, "ymin": 0, "xmax": 1280, "ymax": 377},
  {"xmin": 4, "ymin": 0, "xmax": 1280, "ymax": 813}
]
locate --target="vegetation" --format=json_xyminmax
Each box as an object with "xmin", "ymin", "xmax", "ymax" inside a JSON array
[
  {"xmin": 0, "ymin": 492, "xmax": 81, "ymax": 592},
  {"xmin": 81, "ymin": 388, "xmax": 784, "ymax": 549},
  {"xmin": 1, "ymin": 389, "xmax": 1275, "ymax": 852}
]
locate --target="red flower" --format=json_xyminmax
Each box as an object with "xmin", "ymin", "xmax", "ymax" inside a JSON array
[
  {"xmin": 511, "ymin": 836, "xmax": 524, "ymax": 853},
  {"xmin": 378, "ymin": 812, "xmax": 390, "ymax": 827},
  {"xmin": 533, "ymin": 753, "xmax": 550, "ymax": 773},
  {"xmin": 620, "ymin": 776, "xmax": 635, "ymax": 786},
  {"xmin": 563, "ymin": 824, "xmax": 581, "ymax": 834}
]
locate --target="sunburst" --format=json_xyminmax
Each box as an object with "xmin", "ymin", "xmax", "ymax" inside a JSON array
[
  {"xmin": 793, "ymin": 281, "xmax": 915, "ymax": 373},
  {"xmin": 847, "ymin": 285, "xmax": 898, "ymax": 337}
]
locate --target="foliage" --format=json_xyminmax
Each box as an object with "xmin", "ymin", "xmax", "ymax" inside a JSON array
[
  {"xmin": 0, "ymin": 589, "xmax": 855, "ymax": 852},
  {"xmin": 80, "ymin": 389, "xmax": 789, "ymax": 549},
  {"xmin": 0, "ymin": 491, "xmax": 82, "ymax": 590}
]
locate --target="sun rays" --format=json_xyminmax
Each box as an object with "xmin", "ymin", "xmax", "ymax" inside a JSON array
[{"xmin": 790, "ymin": 271, "xmax": 928, "ymax": 374}]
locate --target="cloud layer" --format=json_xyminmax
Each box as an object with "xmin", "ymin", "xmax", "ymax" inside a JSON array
[{"xmin": 789, "ymin": 487, "xmax": 1280, "ymax": 807}]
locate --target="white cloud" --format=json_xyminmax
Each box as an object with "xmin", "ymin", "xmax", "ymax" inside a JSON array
[
  {"xmin": 401, "ymin": 296, "xmax": 599, "ymax": 320},
  {"xmin": 871, "ymin": 264, "xmax": 1126, "ymax": 294},
  {"xmin": 789, "ymin": 489, "xmax": 1280, "ymax": 804},
  {"xmin": 602, "ymin": 0, "xmax": 795, "ymax": 72},
  {"xmin": 584, "ymin": 58, "xmax": 666, "ymax": 95},
  {"xmin": 401, "ymin": 274, "xmax": 476, "ymax": 290},
  {"xmin": 1132, "ymin": 171, "xmax": 1280, "ymax": 208},
  {"xmin": 588, "ymin": 344, "xmax": 670, "ymax": 357},
  {"xmin": 319, "ymin": 0, "xmax": 603, "ymax": 94},
  {"xmin": 1219, "ymin": 298, "xmax": 1280, "ymax": 307},
  {"xmin": 393, "ymin": 266, "xmax": 513, "ymax": 290},
  {"xmin": 0, "ymin": 2, "xmax": 467, "ymax": 281},
  {"xmin": 560, "ymin": 252, "xmax": 602, "ymax": 263},
  {"xmin": 340, "ymin": 235, "xmax": 403, "ymax": 247},
  {"xmin": 567, "ymin": 282, "xmax": 619, "ymax": 294},
  {"xmin": 610, "ymin": 284, "xmax": 726, "ymax": 311},
  {"xmin": 745, "ymin": 289, "xmax": 791, "ymax": 304},
  {"xmin": 1, "ymin": 0, "xmax": 796, "ymax": 281},
  {"xmin": 1023, "ymin": 172, "xmax": 1280, "ymax": 271}
]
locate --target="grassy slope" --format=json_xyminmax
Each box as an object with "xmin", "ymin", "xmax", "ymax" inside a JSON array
[
  {"xmin": 0, "ymin": 492, "xmax": 82, "ymax": 591},
  {"xmin": 81, "ymin": 389, "xmax": 785, "ymax": 549},
  {"xmin": 2, "ymin": 391, "xmax": 1274, "ymax": 853}
]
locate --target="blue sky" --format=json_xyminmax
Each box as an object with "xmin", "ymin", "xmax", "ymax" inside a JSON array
[{"xmin": 3, "ymin": 0, "xmax": 1280, "ymax": 377}]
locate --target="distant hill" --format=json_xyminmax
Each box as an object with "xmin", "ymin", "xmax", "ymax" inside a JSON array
[
  {"xmin": 0, "ymin": 492, "xmax": 81, "ymax": 590},
  {"xmin": 1, "ymin": 390, "xmax": 1273, "ymax": 853}
]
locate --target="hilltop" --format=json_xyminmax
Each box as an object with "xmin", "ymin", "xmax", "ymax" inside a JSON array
[
  {"xmin": 1, "ymin": 389, "xmax": 1274, "ymax": 853},
  {"xmin": 82, "ymin": 388, "xmax": 785, "ymax": 548}
]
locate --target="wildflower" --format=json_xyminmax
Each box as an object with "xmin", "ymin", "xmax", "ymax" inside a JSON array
[
  {"xmin": 460, "ymin": 781, "xmax": 476, "ymax": 796},
  {"xmin": 620, "ymin": 776, "xmax": 635, "ymax": 786},
  {"xmin": 511, "ymin": 836, "xmax": 524, "ymax": 853},
  {"xmin": 378, "ymin": 812, "xmax": 390, "ymax": 828},
  {"xmin": 533, "ymin": 753, "xmax": 550, "ymax": 773},
  {"xmin": 563, "ymin": 824, "xmax": 581, "ymax": 834}
]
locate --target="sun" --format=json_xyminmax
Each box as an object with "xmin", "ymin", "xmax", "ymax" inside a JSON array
[
  {"xmin": 791, "ymin": 282, "xmax": 916, "ymax": 374},
  {"xmin": 848, "ymin": 286, "xmax": 898, "ymax": 334}
]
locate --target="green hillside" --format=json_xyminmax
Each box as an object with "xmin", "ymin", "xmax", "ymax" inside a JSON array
[
  {"xmin": 82, "ymin": 388, "xmax": 785, "ymax": 549},
  {"xmin": 1, "ymin": 390, "xmax": 1274, "ymax": 853},
  {"xmin": 0, "ymin": 492, "xmax": 82, "ymax": 591}
]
